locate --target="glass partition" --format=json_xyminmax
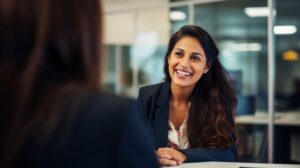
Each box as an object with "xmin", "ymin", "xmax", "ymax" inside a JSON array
[
  {"xmin": 194, "ymin": 0, "xmax": 268, "ymax": 162},
  {"xmin": 274, "ymin": 0, "xmax": 300, "ymax": 163}
]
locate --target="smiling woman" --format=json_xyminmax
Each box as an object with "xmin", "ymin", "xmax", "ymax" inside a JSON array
[{"xmin": 137, "ymin": 25, "xmax": 238, "ymax": 167}]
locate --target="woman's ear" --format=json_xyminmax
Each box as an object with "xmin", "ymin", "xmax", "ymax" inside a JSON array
[
  {"xmin": 204, "ymin": 64, "xmax": 210, "ymax": 74},
  {"xmin": 204, "ymin": 68, "xmax": 209, "ymax": 74}
]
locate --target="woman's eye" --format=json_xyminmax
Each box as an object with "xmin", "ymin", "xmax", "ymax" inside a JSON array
[
  {"xmin": 175, "ymin": 52, "xmax": 183, "ymax": 57},
  {"xmin": 191, "ymin": 55, "xmax": 200, "ymax": 61}
]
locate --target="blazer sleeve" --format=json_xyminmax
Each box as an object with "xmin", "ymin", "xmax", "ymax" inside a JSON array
[{"xmin": 180, "ymin": 143, "xmax": 237, "ymax": 162}]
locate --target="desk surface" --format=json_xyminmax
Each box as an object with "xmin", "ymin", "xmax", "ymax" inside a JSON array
[
  {"xmin": 165, "ymin": 161, "xmax": 300, "ymax": 168},
  {"xmin": 235, "ymin": 111, "xmax": 300, "ymax": 126}
]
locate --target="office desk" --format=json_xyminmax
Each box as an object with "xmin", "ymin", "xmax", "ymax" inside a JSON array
[
  {"xmin": 235, "ymin": 111, "xmax": 300, "ymax": 163},
  {"xmin": 164, "ymin": 161, "xmax": 300, "ymax": 168},
  {"xmin": 235, "ymin": 111, "xmax": 300, "ymax": 126}
]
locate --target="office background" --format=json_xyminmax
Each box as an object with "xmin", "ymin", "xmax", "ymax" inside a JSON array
[{"xmin": 101, "ymin": 0, "xmax": 300, "ymax": 164}]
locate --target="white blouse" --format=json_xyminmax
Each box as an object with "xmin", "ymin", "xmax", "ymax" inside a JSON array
[{"xmin": 167, "ymin": 119, "xmax": 189, "ymax": 149}]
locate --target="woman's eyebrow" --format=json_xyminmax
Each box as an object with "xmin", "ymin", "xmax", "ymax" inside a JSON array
[{"xmin": 174, "ymin": 48, "xmax": 184, "ymax": 52}]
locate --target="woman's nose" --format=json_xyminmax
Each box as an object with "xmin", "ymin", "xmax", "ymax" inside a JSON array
[{"xmin": 179, "ymin": 56, "xmax": 190, "ymax": 68}]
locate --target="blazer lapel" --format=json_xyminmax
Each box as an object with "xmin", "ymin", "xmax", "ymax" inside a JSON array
[{"xmin": 152, "ymin": 82, "xmax": 170, "ymax": 148}]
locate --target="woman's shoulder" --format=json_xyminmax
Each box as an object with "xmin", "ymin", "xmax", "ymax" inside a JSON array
[
  {"xmin": 137, "ymin": 82, "xmax": 170, "ymax": 107},
  {"xmin": 78, "ymin": 90, "xmax": 135, "ymax": 115},
  {"xmin": 87, "ymin": 90, "xmax": 134, "ymax": 105},
  {"xmin": 23, "ymin": 90, "xmax": 146, "ymax": 167},
  {"xmin": 139, "ymin": 81, "xmax": 169, "ymax": 95},
  {"xmin": 58, "ymin": 90, "xmax": 136, "ymax": 144},
  {"xmin": 60, "ymin": 89, "xmax": 135, "ymax": 128}
]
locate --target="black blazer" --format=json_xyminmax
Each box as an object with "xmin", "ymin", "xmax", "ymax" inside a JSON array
[
  {"xmin": 137, "ymin": 82, "xmax": 237, "ymax": 162},
  {"xmin": 7, "ymin": 91, "xmax": 159, "ymax": 168}
]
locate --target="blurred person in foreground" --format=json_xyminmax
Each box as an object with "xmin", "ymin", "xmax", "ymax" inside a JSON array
[
  {"xmin": 0, "ymin": 0, "xmax": 159, "ymax": 167},
  {"xmin": 137, "ymin": 25, "xmax": 237, "ymax": 166}
]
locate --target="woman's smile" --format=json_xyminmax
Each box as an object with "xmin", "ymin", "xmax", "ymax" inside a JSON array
[{"xmin": 175, "ymin": 69, "xmax": 192, "ymax": 78}]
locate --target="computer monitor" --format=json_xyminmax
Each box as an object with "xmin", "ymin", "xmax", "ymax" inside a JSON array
[{"xmin": 237, "ymin": 95, "xmax": 255, "ymax": 116}]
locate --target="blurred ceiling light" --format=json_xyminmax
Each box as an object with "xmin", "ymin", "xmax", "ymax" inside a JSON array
[
  {"xmin": 274, "ymin": 25, "xmax": 297, "ymax": 35},
  {"xmin": 244, "ymin": 7, "xmax": 270, "ymax": 17},
  {"xmin": 170, "ymin": 11, "xmax": 186, "ymax": 21},
  {"xmin": 221, "ymin": 42, "xmax": 262, "ymax": 52},
  {"xmin": 233, "ymin": 43, "xmax": 261, "ymax": 52},
  {"xmin": 282, "ymin": 50, "xmax": 299, "ymax": 61},
  {"xmin": 230, "ymin": 43, "xmax": 262, "ymax": 52},
  {"xmin": 221, "ymin": 49, "xmax": 232, "ymax": 57}
]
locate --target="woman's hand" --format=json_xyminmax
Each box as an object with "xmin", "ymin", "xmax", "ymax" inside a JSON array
[{"xmin": 156, "ymin": 147, "xmax": 186, "ymax": 166}]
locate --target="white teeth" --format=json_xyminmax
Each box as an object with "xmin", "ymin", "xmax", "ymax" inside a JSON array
[{"xmin": 176, "ymin": 70, "xmax": 191, "ymax": 76}]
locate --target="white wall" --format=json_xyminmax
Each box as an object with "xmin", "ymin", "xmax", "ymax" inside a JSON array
[{"xmin": 103, "ymin": 0, "xmax": 170, "ymax": 45}]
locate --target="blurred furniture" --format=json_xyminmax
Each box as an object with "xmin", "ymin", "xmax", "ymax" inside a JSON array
[
  {"xmin": 236, "ymin": 111, "xmax": 300, "ymax": 163},
  {"xmin": 236, "ymin": 111, "xmax": 300, "ymax": 126}
]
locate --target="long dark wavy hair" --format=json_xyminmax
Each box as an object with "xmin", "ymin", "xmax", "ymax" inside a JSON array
[
  {"xmin": 164, "ymin": 25, "xmax": 237, "ymax": 149},
  {"xmin": 0, "ymin": 0, "xmax": 102, "ymax": 166}
]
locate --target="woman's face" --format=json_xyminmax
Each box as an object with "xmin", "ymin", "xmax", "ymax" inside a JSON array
[{"xmin": 168, "ymin": 36, "xmax": 209, "ymax": 89}]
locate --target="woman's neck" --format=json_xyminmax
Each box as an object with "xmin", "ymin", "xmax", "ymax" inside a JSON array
[
  {"xmin": 170, "ymin": 82, "xmax": 194, "ymax": 104},
  {"xmin": 169, "ymin": 82, "xmax": 193, "ymax": 129}
]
